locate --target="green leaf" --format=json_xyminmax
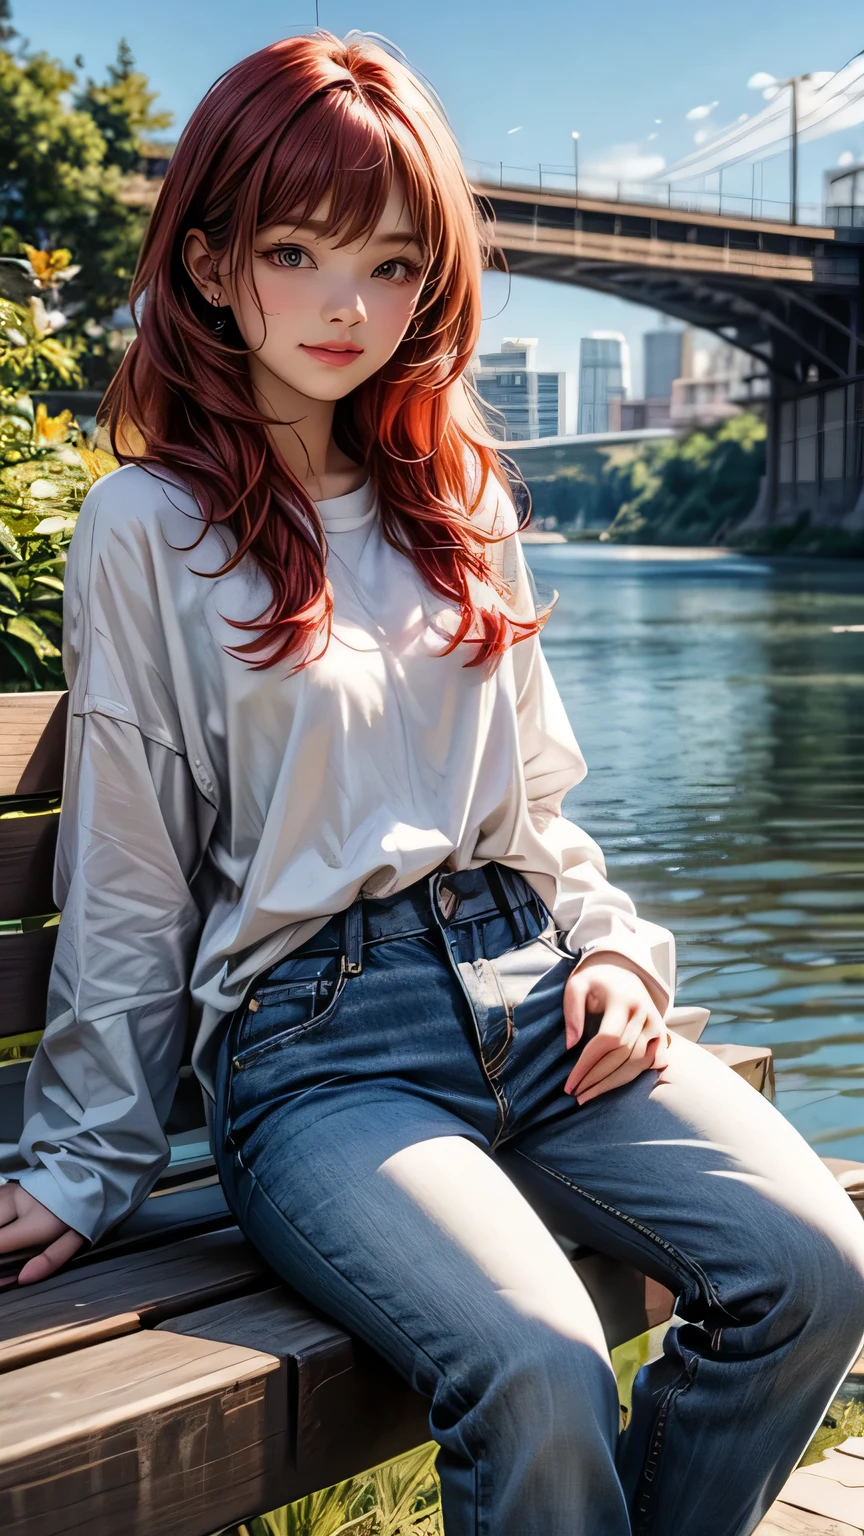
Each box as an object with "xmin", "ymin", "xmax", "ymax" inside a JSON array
[
  {"xmin": 6, "ymin": 615, "xmax": 61, "ymax": 659},
  {"xmin": 0, "ymin": 515, "xmax": 20, "ymax": 557},
  {"xmin": 31, "ymin": 573, "xmax": 65, "ymax": 592},
  {"xmin": 0, "ymin": 569, "xmax": 20, "ymax": 600}
]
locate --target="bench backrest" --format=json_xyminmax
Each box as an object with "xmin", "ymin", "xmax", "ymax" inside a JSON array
[{"xmin": 0, "ymin": 691, "xmax": 67, "ymax": 796}]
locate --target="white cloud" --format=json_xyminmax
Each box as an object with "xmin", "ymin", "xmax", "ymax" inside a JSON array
[
  {"xmin": 654, "ymin": 118, "xmax": 663, "ymax": 124},
  {"xmin": 686, "ymin": 101, "xmax": 719, "ymax": 120},
  {"xmin": 838, "ymin": 149, "xmax": 855, "ymax": 166},
  {"xmin": 694, "ymin": 128, "xmax": 711, "ymax": 145},
  {"xmin": 747, "ymin": 71, "xmax": 776, "ymax": 90},
  {"xmin": 737, "ymin": 114, "xmax": 750, "ymax": 123},
  {"xmin": 647, "ymin": 132, "xmax": 658, "ymax": 141},
  {"xmin": 507, "ymin": 126, "xmax": 523, "ymax": 134},
  {"xmin": 586, "ymin": 143, "xmax": 667, "ymax": 180}
]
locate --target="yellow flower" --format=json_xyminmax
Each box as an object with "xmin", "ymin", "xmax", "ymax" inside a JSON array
[
  {"xmin": 75, "ymin": 446, "xmax": 118, "ymax": 485},
  {"xmin": 21, "ymin": 245, "xmax": 80, "ymax": 288},
  {"xmin": 33, "ymin": 404, "xmax": 74, "ymax": 448}
]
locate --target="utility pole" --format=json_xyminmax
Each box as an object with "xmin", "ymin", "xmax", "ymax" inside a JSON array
[
  {"xmin": 776, "ymin": 72, "xmax": 812, "ymax": 226},
  {"xmin": 572, "ymin": 131, "xmax": 580, "ymax": 207},
  {"xmin": 790, "ymin": 77, "xmax": 799, "ymax": 225}
]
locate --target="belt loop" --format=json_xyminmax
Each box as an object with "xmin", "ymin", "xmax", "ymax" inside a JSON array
[{"xmin": 342, "ymin": 900, "xmax": 364, "ymax": 975}]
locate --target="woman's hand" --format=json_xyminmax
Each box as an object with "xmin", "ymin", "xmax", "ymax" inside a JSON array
[
  {"xmin": 0, "ymin": 1181, "xmax": 84, "ymax": 1285},
  {"xmin": 563, "ymin": 959, "xmax": 671, "ymax": 1103}
]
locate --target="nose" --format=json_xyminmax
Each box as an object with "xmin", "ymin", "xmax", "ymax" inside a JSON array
[{"xmin": 323, "ymin": 281, "xmax": 366, "ymax": 328}]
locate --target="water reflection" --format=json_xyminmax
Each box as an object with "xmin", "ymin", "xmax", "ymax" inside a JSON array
[{"xmin": 526, "ymin": 544, "xmax": 864, "ymax": 1158}]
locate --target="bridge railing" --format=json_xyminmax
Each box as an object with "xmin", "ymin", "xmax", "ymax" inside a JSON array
[{"xmin": 465, "ymin": 159, "xmax": 824, "ymax": 228}]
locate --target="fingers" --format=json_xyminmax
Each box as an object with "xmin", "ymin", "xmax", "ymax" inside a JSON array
[
  {"xmin": 565, "ymin": 1005, "xmax": 648, "ymax": 1096},
  {"xmin": 0, "ymin": 1198, "xmax": 65, "ymax": 1251},
  {"xmin": 17, "ymin": 1228, "xmax": 85, "ymax": 1286},
  {"xmin": 564, "ymin": 997, "xmax": 636, "ymax": 1096},
  {"xmin": 575, "ymin": 1030, "xmax": 664, "ymax": 1104},
  {"xmin": 0, "ymin": 1184, "xmax": 85, "ymax": 1284},
  {"xmin": 575, "ymin": 1024, "xmax": 672, "ymax": 1105},
  {"xmin": 0, "ymin": 1185, "xmax": 19, "ymax": 1230}
]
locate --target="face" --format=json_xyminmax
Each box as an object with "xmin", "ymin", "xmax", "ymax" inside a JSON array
[{"xmin": 186, "ymin": 183, "xmax": 427, "ymax": 406}]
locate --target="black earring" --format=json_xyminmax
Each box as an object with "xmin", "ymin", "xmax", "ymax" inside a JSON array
[{"xmin": 210, "ymin": 291, "xmax": 228, "ymax": 338}]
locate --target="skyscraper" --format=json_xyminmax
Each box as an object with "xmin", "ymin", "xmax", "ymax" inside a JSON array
[
  {"xmin": 577, "ymin": 333, "xmax": 630, "ymax": 435},
  {"xmin": 644, "ymin": 327, "xmax": 685, "ymax": 403},
  {"xmin": 474, "ymin": 339, "xmax": 568, "ymax": 441}
]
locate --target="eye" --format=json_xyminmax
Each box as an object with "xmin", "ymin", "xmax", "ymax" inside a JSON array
[
  {"xmin": 372, "ymin": 258, "xmax": 420, "ymax": 284},
  {"xmin": 267, "ymin": 246, "xmax": 316, "ymax": 270}
]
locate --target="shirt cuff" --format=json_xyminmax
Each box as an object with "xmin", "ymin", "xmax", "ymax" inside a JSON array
[
  {"xmin": 566, "ymin": 942, "xmax": 672, "ymax": 1016},
  {"xmin": 563, "ymin": 915, "xmax": 676, "ymax": 1017}
]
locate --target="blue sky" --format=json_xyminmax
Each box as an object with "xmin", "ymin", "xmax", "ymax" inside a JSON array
[{"xmin": 20, "ymin": 0, "xmax": 864, "ymax": 393}]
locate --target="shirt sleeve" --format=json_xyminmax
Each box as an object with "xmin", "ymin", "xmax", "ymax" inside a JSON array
[
  {"xmin": 12, "ymin": 473, "xmax": 209, "ymax": 1244},
  {"xmin": 508, "ymin": 539, "xmax": 676, "ymax": 1016}
]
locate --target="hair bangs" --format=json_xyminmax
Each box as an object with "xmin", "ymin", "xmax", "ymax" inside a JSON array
[{"xmin": 256, "ymin": 87, "xmax": 423, "ymax": 260}]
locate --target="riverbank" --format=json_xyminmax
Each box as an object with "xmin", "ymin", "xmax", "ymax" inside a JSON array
[{"xmin": 524, "ymin": 522, "xmax": 864, "ymax": 559}]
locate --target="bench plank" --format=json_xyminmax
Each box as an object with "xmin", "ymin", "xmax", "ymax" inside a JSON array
[
  {"xmin": 0, "ymin": 1228, "xmax": 270, "ymax": 1372},
  {"xmin": 158, "ymin": 1284, "xmax": 432, "ymax": 1501},
  {"xmin": 755, "ymin": 1503, "xmax": 861, "ymax": 1534},
  {"xmin": 0, "ymin": 692, "xmax": 64, "ymax": 796},
  {"xmin": 0, "ymin": 1328, "xmax": 285, "ymax": 1536}
]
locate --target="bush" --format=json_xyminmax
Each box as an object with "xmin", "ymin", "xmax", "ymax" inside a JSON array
[
  {"xmin": 604, "ymin": 415, "xmax": 767, "ymax": 545},
  {"xmin": 0, "ymin": 287, "xmax": 115, "ymax": 689}
]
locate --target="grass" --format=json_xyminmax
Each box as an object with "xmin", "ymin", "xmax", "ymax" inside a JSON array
[
  {"xmin": 218, "ymin": 1442, "xmax": 442, "ymax": 1536},
  {"xmin": 799, "ymin": 1391, "xmax": 864, "ymax": 1468}
]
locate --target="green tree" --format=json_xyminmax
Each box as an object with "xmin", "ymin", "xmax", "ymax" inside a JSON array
[
  {"xmin": 76, "ymin": 38, "xmax": 173, "ymax": 175},
  {"xmin": 0, "ymin": 0, "xmax": 15, "ymax": 47},
  {"xmin": 605, "ymin": 414, "xmax": 767, "ymax": 545},
  {"xmin": 0, "ymin": 13, "xmax": 171, "ymax": 378}
]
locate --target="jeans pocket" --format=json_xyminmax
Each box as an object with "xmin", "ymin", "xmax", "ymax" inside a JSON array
[{"xmin": 231, "ymin": 952, "xmax": 348, "ymax": 1072}]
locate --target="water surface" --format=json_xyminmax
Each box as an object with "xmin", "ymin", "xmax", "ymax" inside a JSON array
[{"xmin": 525, "ymin": 543, "xmax": 864, "ymax": 1158}]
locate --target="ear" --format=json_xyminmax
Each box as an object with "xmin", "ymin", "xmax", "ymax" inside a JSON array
[{"xmin": 182, "ymin": 229, "xmax": 221, "ymax": 303}]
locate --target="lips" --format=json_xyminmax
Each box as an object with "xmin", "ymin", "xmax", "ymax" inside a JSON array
[{"xmin": 300, "ymin": 343, "xmax": 364, "ymax": 368}]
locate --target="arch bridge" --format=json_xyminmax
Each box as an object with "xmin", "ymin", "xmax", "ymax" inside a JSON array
[{"xmin": 474, "ymin": 182, "xmax": 864, "ymax": 530}]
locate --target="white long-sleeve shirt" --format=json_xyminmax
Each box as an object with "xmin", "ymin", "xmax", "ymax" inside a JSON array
[{"xmin": 1, "ymin": 465, "xmax": 676, "ymax": 1243}]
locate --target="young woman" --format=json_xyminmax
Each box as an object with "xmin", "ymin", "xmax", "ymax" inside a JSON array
[{"xmin": 2, "ymin": 32, "xmax": 863, "ymax": 1536}]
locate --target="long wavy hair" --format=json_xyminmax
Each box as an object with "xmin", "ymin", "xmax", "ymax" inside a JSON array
[{"xmin": 103, "ymin": 31, "xmax": 536, "ymax": 670}]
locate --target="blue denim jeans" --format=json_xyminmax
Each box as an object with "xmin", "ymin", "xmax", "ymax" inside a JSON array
[{"xmin": 213, "ymin": 865, "xmax": 864, "ymax": 1536}]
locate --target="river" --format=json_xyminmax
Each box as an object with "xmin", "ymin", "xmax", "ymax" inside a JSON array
[{"xmin": 524, "ymin": 542, "xmax": 864, "ymax": 1160}]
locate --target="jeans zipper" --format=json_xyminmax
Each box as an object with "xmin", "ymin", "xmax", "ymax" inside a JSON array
[
  {"xmin": 428, "ymin": 874, "xmax": 511, "ymax": 1145},
  {"xmin": 633, "ymin": 1356, "xmax": 698, "ymax": 1534}
]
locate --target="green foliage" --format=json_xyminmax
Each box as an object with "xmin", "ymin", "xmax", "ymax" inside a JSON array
[
  {"xmin": 799, "ymin": 1394, "xmax": 864, "ymax": 1468},
  {"xmin": 525, "ymin": 457, "xmax": 631, "ymax": 531},
  {"xmin": 603, "ymin": 415, "xmax": 767, "ymax": 545},
  {"xmin": 0, "ymin": 294, "xmax": 82, "ymax": 393},
  {"xmin": 0, "ymin": 383, "xmax": 115, "ymax": 689},
  {"xmin": 520, "ymin": 417, "xmax": 768, "ymax": 546},
  {"xmin": 0, "ymin": 13, "xmax": 172, "ymax": 377},
  {"xmin": 75, "ymin": 38, "xmax": 173, "ymax": 176},
  {"xmin": 221, "ymin": 1444, "xmax": 443, "ymax": 1536}
]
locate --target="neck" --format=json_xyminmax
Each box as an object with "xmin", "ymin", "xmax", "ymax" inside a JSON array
[{"xmin": 249, "ymin": 358, "xmax": 365, "ymax": 501}]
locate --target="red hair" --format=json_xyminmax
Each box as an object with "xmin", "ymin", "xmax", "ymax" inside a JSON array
[{"xmin": 103, "ymin": 32, "xmax": 537, "ymax": 669}]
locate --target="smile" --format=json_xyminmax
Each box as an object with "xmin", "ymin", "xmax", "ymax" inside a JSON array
[{"xmin": 300, "ymin": 343, "xmax": 365, "ymax": 367}]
